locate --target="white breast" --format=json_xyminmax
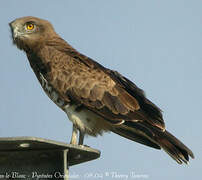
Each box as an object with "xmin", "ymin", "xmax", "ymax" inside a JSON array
[{"xmin": 64, "ymin": 104, "xmax": 110, "ymax": 136}]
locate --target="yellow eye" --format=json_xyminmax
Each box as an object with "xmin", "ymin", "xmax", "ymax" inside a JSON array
[{"xmin": 26, "ymin": 23, "xmax": 35, "ymax": 30}]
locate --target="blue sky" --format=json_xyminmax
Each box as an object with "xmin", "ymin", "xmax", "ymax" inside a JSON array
[{"xmin": 0, "ymin": 0, "xmax": 201, "ymax": 179}]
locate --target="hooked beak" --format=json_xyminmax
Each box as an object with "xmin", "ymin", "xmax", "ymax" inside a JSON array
[{"xmin": 9, "ymin": 21, "xmax": 24, "ymax": 41}]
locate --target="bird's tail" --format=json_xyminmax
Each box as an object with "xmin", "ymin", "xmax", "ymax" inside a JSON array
[
  {"xmin": 154, "ymin": 129, "xmax": 194, "ymax": 164},
  {"xmin": 112, "ymin": 123, "xmax": 194, "ymax": 164}
]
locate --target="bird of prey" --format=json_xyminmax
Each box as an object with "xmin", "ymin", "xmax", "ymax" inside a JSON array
[{"xmin": 9, "ymin": 16, "xmax": 194, "ymax": 164}]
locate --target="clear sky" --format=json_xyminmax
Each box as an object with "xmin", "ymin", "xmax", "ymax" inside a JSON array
[{"xmin": 0, "ymin": 0, "xmax": 201, "ymax": 179}]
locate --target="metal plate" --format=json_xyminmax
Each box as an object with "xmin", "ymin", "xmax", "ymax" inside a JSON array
[{"xmin": 0, "ymin": 136, "xmax": 100, "ymax": 166}]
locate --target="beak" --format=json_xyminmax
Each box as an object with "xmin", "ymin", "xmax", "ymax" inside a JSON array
[
  {"xmin": 9, "ymin": 21, "xmax": 14, "ymax": 34},
  {"xmin": 9, "ymin": 20, "xmax": 23, "ymax": 40},
  {"xmin": 9, "ymin": 21, "xmax": 15, "ymax": 41},
  {"xmin": 9, "ymin": 20, "xmax": 14, "ymax": 28}
]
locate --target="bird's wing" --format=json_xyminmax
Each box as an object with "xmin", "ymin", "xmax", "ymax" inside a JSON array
[
  {"xmin": 50, "ymin": 48, "xmax": 165, "ymax": 131},
  {"xmin": 108, "ymin": 70, "xmax": 164, "ymax": 129}
]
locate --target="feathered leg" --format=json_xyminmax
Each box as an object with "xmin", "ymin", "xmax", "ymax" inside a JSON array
[
  {"xmin": 79, "ymin": 130, "xmax": 84, "ymax": 145},
  {"xmin": 70, "ymin": 124, "xmax": 78, "ymax": 144}
]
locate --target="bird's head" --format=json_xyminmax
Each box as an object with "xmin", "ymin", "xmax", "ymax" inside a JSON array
[{"xmin": 9, "ymin": 16, "xmax": 57, "ymax": 52}]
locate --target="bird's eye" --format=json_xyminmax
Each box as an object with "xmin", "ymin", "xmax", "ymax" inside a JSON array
[{"xmin": 26, "ymin": 23, "xmax": 35, "ymax": 30}]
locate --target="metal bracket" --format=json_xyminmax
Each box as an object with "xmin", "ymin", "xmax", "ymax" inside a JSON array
[{"xmin": 0, "ymin": 137, "xmax": 100, "ymax": 180}]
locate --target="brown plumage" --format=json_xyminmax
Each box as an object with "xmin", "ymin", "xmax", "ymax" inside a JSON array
[{"xmin": 9, "ymin": 16, "xmax": 194, "ymax": 164}]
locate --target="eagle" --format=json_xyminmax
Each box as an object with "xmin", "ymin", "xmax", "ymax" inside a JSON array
[{"xmin": 9, "ymin": 16, "xmax": 194, "ymax": 164}]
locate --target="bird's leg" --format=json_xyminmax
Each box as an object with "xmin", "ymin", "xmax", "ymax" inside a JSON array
[
  {"xmin": 78, "ymin": 130, "xmax": 84, "ymax": 145},
  {"xmin": 70, "ymin": 124, "xmax": 78, "ymax": 145}
]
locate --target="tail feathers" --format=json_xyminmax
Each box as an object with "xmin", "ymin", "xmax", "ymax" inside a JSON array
[
  {"xmin": 112, "ymin": 123, "xmax": 194, "ymax": 164},
  {"xmin": 112, "ymin": 127, "xmax": 161, "ymax": 149},
  {"xmin": 155, "ymin": 130, "xmax": 194, "ymax": 164}
]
